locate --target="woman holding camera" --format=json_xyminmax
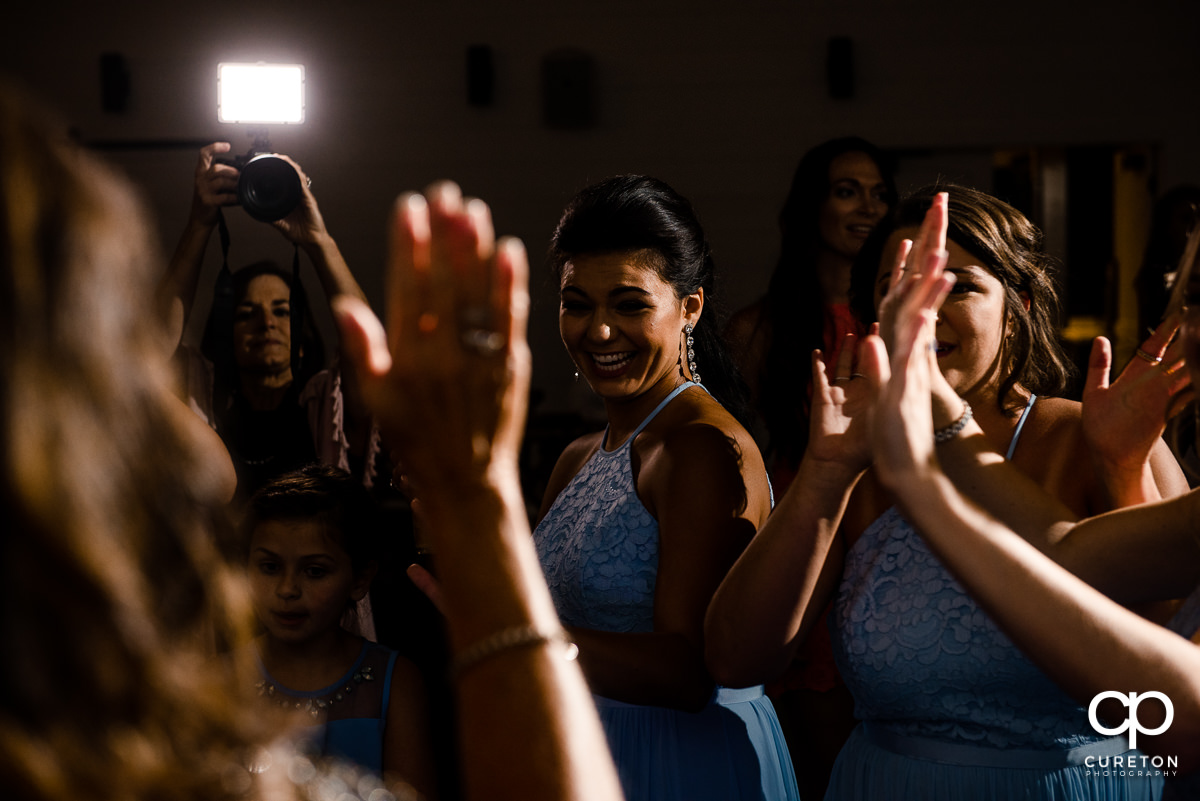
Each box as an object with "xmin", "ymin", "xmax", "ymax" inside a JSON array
[{"xmin": 159, "ymin": 142, "xmax": 379, "ymax": 504}]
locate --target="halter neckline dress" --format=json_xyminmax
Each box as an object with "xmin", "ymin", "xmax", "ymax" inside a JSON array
[
  {"xmin": 535, "ymin": 382, "xmax": 799, "ymax": 801},
  {"xmin": 826, "ymin": 394, "xmax": 1162, "ymax": 799}
]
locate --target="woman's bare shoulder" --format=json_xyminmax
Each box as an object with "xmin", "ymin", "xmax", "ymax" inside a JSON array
[
  {"xmin": 1016, "ymin": 395, "xmax": 1083, "ymax": 445},
  {"xmin": 1011, "ymin": 395, "xmax": 1092, "ymax": 513},
  {"xmin": 1030, "ymin": 395, "xmax": 1081, "ymax": 419},
  {"xmin": 646, "ymin": 389, "xmax": 771, "ymax": 516},
  {"xmin": 664, "ymin": 388, "xmax": 762, "ymax": 456}
]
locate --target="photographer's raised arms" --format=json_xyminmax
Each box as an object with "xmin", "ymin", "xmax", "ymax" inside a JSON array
[{"xmin": 159, "ymin": 142, "xmax": 377, "ymax": 504}]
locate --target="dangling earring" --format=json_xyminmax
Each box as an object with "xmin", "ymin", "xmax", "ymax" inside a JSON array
[{"xmin": 684, "ymin": 323, "xmax": 700, "ymax": 384}]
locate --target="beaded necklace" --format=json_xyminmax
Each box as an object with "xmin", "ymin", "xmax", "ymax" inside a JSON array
[{"xmin": 256, "ymin": 661, "xmax": 376, "ymax": 720}]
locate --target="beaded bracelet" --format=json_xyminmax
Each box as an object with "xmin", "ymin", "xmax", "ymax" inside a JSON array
[
  {"xmin": 934, "ymin": 399, "xmax": 973, "ymax": 443},
  {"xmin": 451, "ymin": 624, "xmax": 579, "ymax": 680}
]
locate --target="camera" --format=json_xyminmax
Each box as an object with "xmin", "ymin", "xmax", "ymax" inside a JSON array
[{"xmin": 216, "ymin": 150, "xmax": 303, "ymax": 223}]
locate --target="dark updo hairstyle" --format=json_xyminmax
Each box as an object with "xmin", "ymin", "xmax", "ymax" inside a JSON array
[
  {"xmin": 759, "ymin": 137, "xmax": 896, "ymax": 468},
  {"xmin": 549, "ymin": 174, "xmax": 750, "ymax": 427},
  {"xmin": 241, "ymin": 462, "xmax": 382, "ymax": 577},
  {"xmin": 851, "ymin": 183, "xmax": 1073, "ymax": 413}
]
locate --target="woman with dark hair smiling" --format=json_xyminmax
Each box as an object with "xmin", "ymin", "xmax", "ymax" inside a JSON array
[{"xmin": 535, "ymin": 175, "xmax": 798, "ymax": 801}]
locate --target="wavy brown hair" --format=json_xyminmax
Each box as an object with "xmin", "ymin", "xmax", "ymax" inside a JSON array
[
  {"xmin": 852, "ymin": 183, "xmax": 1073, "ymax": 413},
  {"xmin": 0, "ymin": 82, "xmax": 263, "ymax": 801}
]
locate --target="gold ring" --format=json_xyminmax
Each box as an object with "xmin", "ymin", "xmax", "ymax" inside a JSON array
[{"xmin": 1135, "ymin": 347, "xmax": 1162, "ymax": 365}]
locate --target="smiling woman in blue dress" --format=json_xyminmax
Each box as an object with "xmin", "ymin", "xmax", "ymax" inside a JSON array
[
  {"xmin": 534, "ymin": 175, "xmax": 799, "ymax": 801},
  {"xmin": 707, "ymin": 187, "xmax": 1188, "ymax": 800},
  {"xmin": 864, "ymin": 215, "xmax": 1200, "ymax": 796}
]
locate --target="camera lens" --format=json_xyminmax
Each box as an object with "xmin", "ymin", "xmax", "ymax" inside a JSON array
[{"xmin": 238, "ymin": 154, "xmax": 302, "ymax": 222}]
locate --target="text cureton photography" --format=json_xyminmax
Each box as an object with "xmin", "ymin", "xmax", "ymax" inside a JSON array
[{"xmin": 1086, "ymin": 691, "xmax": 1178, "ymax": 778}]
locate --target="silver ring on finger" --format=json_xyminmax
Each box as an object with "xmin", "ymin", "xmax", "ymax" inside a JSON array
[
  {"xmin": 833, "ymin": 376, "xmax": 852, "ymax": 383},
  {"xmin": 851, "ymin": 373, "xmax": 866, "ymax": 380},
  {"xmin": 461, "ymin": 328, "xmax": 506, "ymax": 357}
]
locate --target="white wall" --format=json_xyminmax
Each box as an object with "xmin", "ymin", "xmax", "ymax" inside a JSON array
[{"xmin": 6, "ymin": 0, "xmax": 1199, "ymax": 412}]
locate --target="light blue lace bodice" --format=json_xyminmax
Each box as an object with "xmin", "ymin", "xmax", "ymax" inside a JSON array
[
  {"xmin": 831, "ymin": 506, "xmax": 1101, "ymax": 751},
  {"xmin": 534, "ymin": 384, "xmax": 697, "ymax": 633}
]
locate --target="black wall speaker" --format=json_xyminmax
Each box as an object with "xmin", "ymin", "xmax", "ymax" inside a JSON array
[
  {"xmin": 826, "ymin": 37, "xmax": 854, "ymax": 100},
  {"xmin": 100, "ymin": 52, "xmax": 130, "ymax": 113},
  {"xmin": 542, "ymin": 50, "xmax": 595, "ymax": 130},
  {"xmin": 467, "ymin": 45, "xmax": 494, "ymax": 107}
]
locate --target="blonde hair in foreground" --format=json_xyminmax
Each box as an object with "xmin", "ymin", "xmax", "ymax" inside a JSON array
[{"xmin": 0, "ymin": 81, "xmax": 262, "ymax": 801}]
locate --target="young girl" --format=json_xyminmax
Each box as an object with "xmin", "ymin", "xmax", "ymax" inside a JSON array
[{"xmin": 243, "ymin": 463, "xmax": 436, "ymax": 797}]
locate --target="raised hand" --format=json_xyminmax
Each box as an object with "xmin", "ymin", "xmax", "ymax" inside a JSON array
[
  {"xmin": 334, "ymin": 183, "xmax": 530, "ymax": 499},
  {"xmin": 876, "ymin": 194, "xmax": 945, "ymax": 353},
  {"xmin": 875, "ymin": 192, "xmax": 965, "ymax": 427},
  {"xmin": 868, "ymin": 199, "xmax": 956, "ymax": 490},
  {"xmin": 1082, "ymin": 314, "xmax": 1194, "ymax": 474},
  {"xmin": 806, "ymin": 333, "xmax": 881, "ymax": 472},
  {"xmin": 190, "ymin": 142, "xmax": 239, "ymax": 225},
  {"xmin": 269, "ymin": 154, "xmax": 330, "ymax": 247}
]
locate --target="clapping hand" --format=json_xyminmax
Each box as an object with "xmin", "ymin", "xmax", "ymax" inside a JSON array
[
  {"xmin": 334, "ymin": 182, "xmax": 530, "ymax": 501},
  {"xmin": 1082, "ymin": 314, "xmax": 1193, "ymax": 474},
  {"xmin": 806, "ymin": 333, "xmax": 881, "ymax": 473},
  {"xmin": 874, "ymin": 193, "xmax": 965, "ymax": 429},
  {"xmin": 868, "ymin": 194, "xmax": 957, "ymax": 489}
]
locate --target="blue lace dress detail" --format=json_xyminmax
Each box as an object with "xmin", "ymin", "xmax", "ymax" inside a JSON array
[
  {"xmin": 826, "ymin": 395, "xmax": 1162, "ymax": 800},
  {"xmin": 535, "ymin": 382, "xmax": 799, "ymax": 801}
]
